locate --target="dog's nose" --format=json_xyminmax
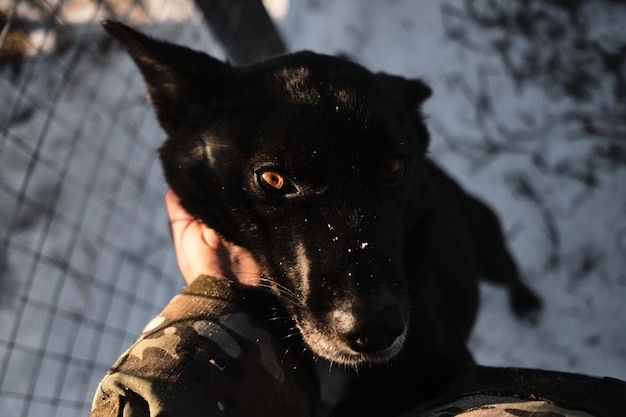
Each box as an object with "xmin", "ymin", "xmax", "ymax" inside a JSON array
[{"xmin": 335, "ymin": 304, "xmax": 405, "ymax": 353}]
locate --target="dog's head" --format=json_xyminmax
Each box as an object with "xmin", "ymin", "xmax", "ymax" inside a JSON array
[{"xmin": 103, "ymin": 21, "xmax": 433, "ymax": 366}]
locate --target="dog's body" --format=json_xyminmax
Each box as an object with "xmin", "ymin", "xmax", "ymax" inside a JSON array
[{"xmin": 103, "ymin": 21, "xmax": 542, "ymax": 416}]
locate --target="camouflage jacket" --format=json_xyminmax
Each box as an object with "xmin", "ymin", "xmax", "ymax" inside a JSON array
[{"xmin": 89, "ymin": 274, "xmax": 319, "ymax": 417}]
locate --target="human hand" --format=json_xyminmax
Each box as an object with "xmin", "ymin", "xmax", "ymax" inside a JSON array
[{"xmin": 164, "ymin": 189, "xmax": 262, "ymax": 286}]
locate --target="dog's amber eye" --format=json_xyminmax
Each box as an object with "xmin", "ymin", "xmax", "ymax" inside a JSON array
[
  {"xmin": 381, "ymin": 156, "xmax": 406, "ymax": 183},
  {"xmin": 258, "ymin": 170, "xmax": 285, "ymax": 191}
]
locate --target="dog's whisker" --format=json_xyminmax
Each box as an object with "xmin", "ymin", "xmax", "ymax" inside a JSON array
[
  {"xmin": 262, "ymin": 278, "xmax": 296, "ymax": 295},
  {"xmin": 254, "ymin": 279, "xmax": 301, "ymax": 306},
  {"xmin": 264, "ymin": 315, "xmax": 294, "ymax": 325},
  {"xmin": 230, "ymin": 272, "xmax": 263, "ymax": 280},
  {"xmin": 265, "ymin": 314, "xmax": 292, "ymax": 322},
  {"xmin": 326, "ymin": 359, "xmax": 334, "ymax": 374},
  {"xmin": 289, "ymin": 344, "xmax": 312, "ymax": 372},
  {"xmin": 233, "ymin": 252, "xmax": 261, "ymax": 263}
]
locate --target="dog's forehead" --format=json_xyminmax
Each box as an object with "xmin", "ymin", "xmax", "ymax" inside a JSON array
[
  {"xmin": 264, "ymin": 56, "xmax": 381, "ymax": 107},
  {"xmin": 251, "ymin": 69, "xmax": 404, "ymax": 153},
  {"xmin": 270, "ymin": 64, "xmax": 358, "ymax": 107},
  {"xmin": 230, "ymin": 57, "xmax": 417, "ymax": 169}
]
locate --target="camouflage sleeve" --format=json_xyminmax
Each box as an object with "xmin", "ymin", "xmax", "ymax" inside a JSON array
[{"xmin": 88, "ymin": 275, "xmax": 319, "ymax": 417}]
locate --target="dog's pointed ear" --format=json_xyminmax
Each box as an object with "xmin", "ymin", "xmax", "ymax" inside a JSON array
[
  {"xmin": 377, "ymin": 73, "xmax": 432, "ymax": 112},
  {"xmin": 101, "ymin": 20, "xmax": 232, "ymax": 136}
]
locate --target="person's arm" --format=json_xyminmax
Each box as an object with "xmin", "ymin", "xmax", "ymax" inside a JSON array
[{"xmin": 88, "ymin": 190, "xmax": 319, "ymax": 417}]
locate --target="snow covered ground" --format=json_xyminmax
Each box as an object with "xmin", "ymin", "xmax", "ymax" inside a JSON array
[{"xmin": 0, "ymin": 1, "xmax": 624, "ymax": 416}]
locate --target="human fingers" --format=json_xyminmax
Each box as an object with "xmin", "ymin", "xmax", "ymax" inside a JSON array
[{"xmin": 165, "ymin": 189, "xmax": 211, "ymax": 283}]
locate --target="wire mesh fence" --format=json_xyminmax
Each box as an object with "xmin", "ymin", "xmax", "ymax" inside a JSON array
[{"xmin": 0, "ymin": 1, "xmax": 283, "ymax": 416}]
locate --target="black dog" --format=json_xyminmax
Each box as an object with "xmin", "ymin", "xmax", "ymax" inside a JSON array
[{"xmin": 103, "ymin": 21, "xmax": 542, "ymax": 416}]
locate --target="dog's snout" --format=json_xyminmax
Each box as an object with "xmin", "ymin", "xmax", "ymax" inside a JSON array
[{"xmin": 334, "ymin": 304, "xmax": 405, "ymax": 353}]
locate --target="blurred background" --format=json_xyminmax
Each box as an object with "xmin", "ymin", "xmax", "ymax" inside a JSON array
[{"xmin": 1, "ymin": 1, "xmax": 625, "ymax": 416}]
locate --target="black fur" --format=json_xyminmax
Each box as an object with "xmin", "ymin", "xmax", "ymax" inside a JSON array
[{"xmin": 103, "ymin": 20, "xmax": 542, "ymax": 416}]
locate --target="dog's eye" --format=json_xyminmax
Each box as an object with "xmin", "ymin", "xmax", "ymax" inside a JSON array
[
  {"xmin": 257, "ymin": 170, "xmax": 288, "ymax": 192},
  {"xmin": 381, "ymin": 156, "xmax": 406, "ymax": 183}
]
